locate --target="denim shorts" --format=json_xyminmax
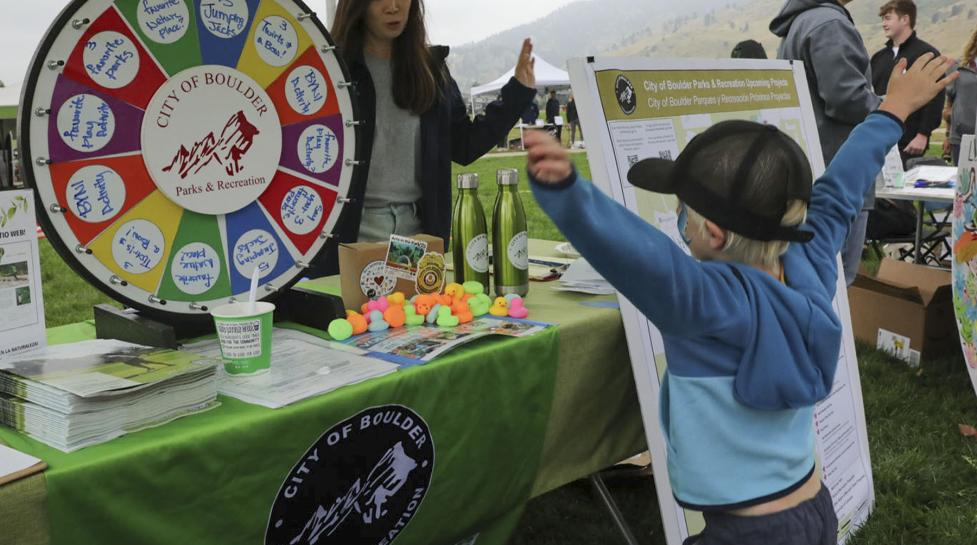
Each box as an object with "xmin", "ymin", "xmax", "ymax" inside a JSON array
[
  {"xmin": 683, "ymin": 484, "xmax": 837, "ymax": 545},
  {"xmin": 359, "ymin": 202, "xmax": 423, "ymax": 242}
]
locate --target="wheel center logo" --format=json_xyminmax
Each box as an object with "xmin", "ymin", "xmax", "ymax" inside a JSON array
[
  {"xmin": 266, "ymin": 405, "xmax": 435, "ymax": 545},
  {"xmin": 142, "ymin": 65, "xmax": 281, "ymax": 216}
]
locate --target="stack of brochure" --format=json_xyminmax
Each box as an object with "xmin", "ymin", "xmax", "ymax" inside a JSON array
[{"xmin": 0, "ymin": 340, "xmax": 220, "ymax": 452}]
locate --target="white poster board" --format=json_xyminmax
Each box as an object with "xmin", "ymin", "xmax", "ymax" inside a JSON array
[
  {"xmin": 0, "ymin": 190, "xmax": 46, "ymax": 360},
  {"xmin": 568, "ymin": 57, "xmax": 874, "ymax": 544}
]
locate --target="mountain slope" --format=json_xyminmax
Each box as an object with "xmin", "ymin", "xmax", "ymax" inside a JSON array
[
  {"xmin": 447, "ymin": 0, "xmax": 743, "ymax": 91},
  {"xmin": 606, "ymin": 0, "xmax": 974, "ymax": 63},
  {"xmin": 447, "ymin": 0, "xmax": 974, "ymax": 94}
]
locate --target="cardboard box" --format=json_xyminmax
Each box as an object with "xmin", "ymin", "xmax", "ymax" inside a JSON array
[
  {"xmin": 848, "ymin": 258, "xmax": 959, "ymax": 362},
  {"xmin": 339, "ymin": 234, "xmax": 444, "ymax": 310}
]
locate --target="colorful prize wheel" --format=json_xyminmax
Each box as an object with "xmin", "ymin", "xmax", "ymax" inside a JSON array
[{"xmin": 20, "ymin": 0, "xmax": 358, "ymax": 319}]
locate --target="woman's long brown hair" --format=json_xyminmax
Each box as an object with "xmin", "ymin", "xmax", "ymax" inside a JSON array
[
  {"xmin": 963, "ymin": 24, "xmax": 977, "ymax": 67},
  {"xmin": 331, "ymin": 0, "xmax": 440, "ymax": 115}
]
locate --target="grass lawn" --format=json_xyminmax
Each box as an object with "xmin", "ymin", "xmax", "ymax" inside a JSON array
[{"xmin": 35, "ymin": 150, "xmax": 977, "ymax": 544}]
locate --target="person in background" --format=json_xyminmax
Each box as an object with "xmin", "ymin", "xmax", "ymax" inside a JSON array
[
  {"xmin": 770, "ymin": 0, "xmax": 881, "ymax": 286},
  {"xmin": 870, "ymin": 0, "xmax": 944, "ymax": 166},
  {"xmin": 566, "ymin": 94, "xmax": 580, "ymax": 147},
  {"xmin": 546, "ymin": 89, "xmax": 562, "ymax": 144},
  {"xmin": 521, "ymin": 98, "xmax": 540, "ymax": 125},
  {"xmin": 944, "ymin": 25, "xmax": 977, "ymax": 165},
  {"xmin": 312, "ymin": 0, "xmax": 536, "ymax": 277},
  {"xmin": 731, "ymin": 39, "xmax": 768, "ymax": 59}
]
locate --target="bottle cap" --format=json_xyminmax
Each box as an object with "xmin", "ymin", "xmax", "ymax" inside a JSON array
[
  {"xmin": 457, "ymin": 173, "xmax": 479, "ymax": 189},
  {"xmin": 497, "ymin": 168, "xmax": 519, "ymax": 186}
]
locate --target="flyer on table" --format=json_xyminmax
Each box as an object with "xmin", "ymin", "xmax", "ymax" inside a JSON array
[
  {"xmin": 0, "ymin": 191, "xmax": 45, "ymax": 361},
  {"xmin": 569, "ymin": 57, "xmax": 874, "ymax": 545}
]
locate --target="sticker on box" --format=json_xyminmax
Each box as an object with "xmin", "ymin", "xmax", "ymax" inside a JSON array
[
  {"xmin": 359, "ymin": 260, "xmax": 396, "ymax": 299},
  {"xmin": 384, "ymin": 235, "xmax": 428, "ymax": 281}
]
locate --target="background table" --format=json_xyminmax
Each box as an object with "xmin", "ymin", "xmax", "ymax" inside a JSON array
[
  {"xmin": 875, "ymin": 185, "xmax": 955, "ymax": 264},
  {"xmin": 0, "ymin": 241, "xmax": 645, "ymax": 545}
]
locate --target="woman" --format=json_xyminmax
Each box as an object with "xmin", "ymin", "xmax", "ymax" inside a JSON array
[
  {"xmin": 314, "ymin": 0, "xmax": 536, "ymax": 276},
  {"xmin": 944, "ymin": 25, "xmax": 977, "ymax": 165}
]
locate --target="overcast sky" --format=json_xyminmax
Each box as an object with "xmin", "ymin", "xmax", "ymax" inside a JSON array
[{"xmin": 0, "ymin": 0, "xmax": 581, "ymax": 87}]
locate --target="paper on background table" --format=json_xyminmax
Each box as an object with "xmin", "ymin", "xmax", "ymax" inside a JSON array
[
  {"xmin": 556, "ymin": 258, "xmax": 616, "ymax": 295},
  {"xmin": 0, "ymin": 442, "xmax": 45, "ymax": 486},
  {"xmin": 904, "ymin": 165, "xmax": 959, "ymax": 184},
  {"xmin": 183, "ymin": 329, "xmax": 398, "ymax": 409}
]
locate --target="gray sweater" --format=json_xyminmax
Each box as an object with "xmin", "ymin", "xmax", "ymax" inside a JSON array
[
  {"xmin": 362, "ymin": 54, "xmax": 423, "ymax": 208},
  {"xmin": 771, "ymin": 0, "xmax": 881, "ymax": 209},
  {"xmin": 948, "ymin": 61, "xmax": 976, "ymax": 147}
]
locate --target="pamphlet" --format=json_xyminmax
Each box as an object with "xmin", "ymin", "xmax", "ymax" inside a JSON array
[
  {"xmin": 183, "ymin": 329, "xmax": 399, "ymax": 408},
  {"xmin": 336, "ymin": 316, "xmax": 549, "ymax": 366},
  {"xmin": 0, "ymin": 191, "xmax": 45, "ymax": 361}
]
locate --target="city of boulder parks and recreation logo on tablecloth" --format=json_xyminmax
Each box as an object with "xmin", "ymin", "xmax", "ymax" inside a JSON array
[{"xmin": 266, "ymin": 405, "xmax": 435, "ymax": 545}]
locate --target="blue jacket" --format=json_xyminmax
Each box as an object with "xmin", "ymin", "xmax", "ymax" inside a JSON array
[
  {"xmin": 530, "ymin": 111, "xmax": 903, "ymax": 509},
  {"xmin": 310, "ymin": 47, "xmax": 535, "ymax": 277}
]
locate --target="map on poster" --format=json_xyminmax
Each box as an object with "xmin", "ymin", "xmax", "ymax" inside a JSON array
[
  {"xmin": 0, "ymin": 191, "xmax": 45, "ymax": 361},
  {"xmin": 568, "ymin": 58, "xmax": 874, "ymax": 545}
]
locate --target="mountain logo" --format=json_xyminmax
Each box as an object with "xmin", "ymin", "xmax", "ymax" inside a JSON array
[
  {"xmin": 615, "ymin": 74, "xmax": 637, "ymax": 116},
  {"xmin": 163, "ymin": 110, "xmax": 260, "ymax": 179},
  {"xmin": 266, "ymin": 405, "xmax": 435, "ymax": 545}
]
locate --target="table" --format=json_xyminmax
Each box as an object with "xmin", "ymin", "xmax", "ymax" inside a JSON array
[
  {"xmin": 515, "ymin": 122, "xmax": 561, "ymax": 150},
  {"xmin": 875, "ymin": 185, "xmax": 955, "ymax": 264},
  {"xmin": 0, "ymin": 241, "xmax": 645, "ymax": 545}
]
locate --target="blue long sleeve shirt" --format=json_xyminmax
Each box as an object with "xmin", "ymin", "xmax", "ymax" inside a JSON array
[{"xmin": 530, "ymin": 111, "xmax": 903, "ymax": 509}]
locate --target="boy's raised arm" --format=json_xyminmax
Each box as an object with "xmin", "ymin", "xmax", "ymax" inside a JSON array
[{"xmin": 525, "ymin": 130, "xmax": 749, "ymax": 338}]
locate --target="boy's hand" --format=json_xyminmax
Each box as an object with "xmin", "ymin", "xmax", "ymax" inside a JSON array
[
  {"xmin": 880, "ymin": 53, "xmax": 958, "ymax": 122},
  {"xmin": 525, "ymin": 130, "xmax": 572, "ymax": 184}
]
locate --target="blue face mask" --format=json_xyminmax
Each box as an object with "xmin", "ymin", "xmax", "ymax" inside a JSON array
[{"xmin": 676, "ymin": 202, "xmax": 692, "ymax": 245}]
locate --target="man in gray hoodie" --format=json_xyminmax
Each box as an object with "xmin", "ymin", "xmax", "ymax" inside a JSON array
[{"xmin": 771, "ymin": 0, "xmax": 882, "ymax": 285}]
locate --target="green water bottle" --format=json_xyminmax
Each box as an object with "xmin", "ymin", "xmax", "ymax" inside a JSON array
[
  {"xmin": 493, "ymin": 169, "xmax": 529, "ymax": 297},
  {"xmin": 451, "ymin": 173, "xmax": 490, "ymax": 286}
]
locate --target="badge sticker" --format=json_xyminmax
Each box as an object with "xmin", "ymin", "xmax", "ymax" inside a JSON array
[{"xmin": 415, "ymin": 252, "xmax": 446, "ymax": 295}]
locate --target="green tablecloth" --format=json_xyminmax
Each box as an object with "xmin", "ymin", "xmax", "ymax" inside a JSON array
[{"xmin": 0, "ymin": 243, "xmax": 645, "ymax": 545}]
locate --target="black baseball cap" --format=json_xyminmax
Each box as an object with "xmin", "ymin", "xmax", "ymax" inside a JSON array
[{"xmin": 627, "ymin": 120, "xmax": 814, "ymax": 243}]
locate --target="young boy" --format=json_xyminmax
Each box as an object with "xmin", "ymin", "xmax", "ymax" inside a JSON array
[{"xmin": 525, "ymin": 54, "xmax": 956, "ymax": 544}]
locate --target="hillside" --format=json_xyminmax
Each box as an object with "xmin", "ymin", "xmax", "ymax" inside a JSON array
[
  {"xmin": 446, "ymin": 0, "xmax": 742, "ymax": 91},
  {"xmin": 448, "ymin": 0, "xmax": 975, "ymax": 94},
  {"xmin": 607, "ymin": 0, "xmax": 975, "ymax": 63}
]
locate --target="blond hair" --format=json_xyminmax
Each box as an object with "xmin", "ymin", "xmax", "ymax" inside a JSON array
[{"xmin": 687, "ymin": 200, "xmax": 809, "ymax": 270}]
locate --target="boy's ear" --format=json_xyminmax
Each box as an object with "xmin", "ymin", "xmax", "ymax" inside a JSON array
[{"xmin": 704, "ymin": 220, "xmax": 727, "ymax": 250}]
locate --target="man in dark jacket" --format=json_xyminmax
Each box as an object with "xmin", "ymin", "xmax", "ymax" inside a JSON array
[
  {"xmin": 545, "ymin": 89, "xmax": 562, "ymax": 144},
  {"xmin": 521, "ymin": 99, "xmax": 539, "ymax": 125},
  {"xmin": 566, "ymin": 94, "xmax": 580, "ymax": 147},
  {"xmin": 770, "ymin": 0, "xmax": 881, "ymax": 286},
  {"xmin": 870, "ymin": 0, "xmax": 943, "ymax": 165}
]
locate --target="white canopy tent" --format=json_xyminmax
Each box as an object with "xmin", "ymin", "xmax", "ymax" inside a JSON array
[{"xmin": 470, "ymin": 55, "xmax": 570, "ymax": 99}]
